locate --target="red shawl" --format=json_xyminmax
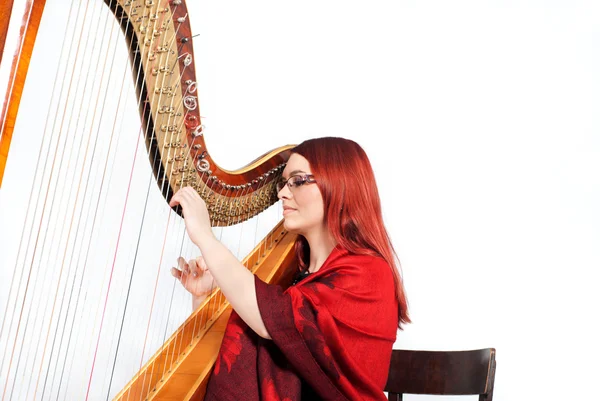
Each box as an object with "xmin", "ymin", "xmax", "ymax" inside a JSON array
[{"xmin": 204, "ymin": 246, "xmax": 398, "ymax": 400}]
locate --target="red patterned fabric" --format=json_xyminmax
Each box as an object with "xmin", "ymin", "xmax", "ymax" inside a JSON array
[{"xmin": 204, "ymin": 246, "xmax": 398, "ymax": 400}]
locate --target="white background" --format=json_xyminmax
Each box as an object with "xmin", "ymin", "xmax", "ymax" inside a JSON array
[
  {"xmin": 190, "ymin": 2, "xmax": 600, "ymax": 398},
  {"xmin": 1, "ymin": 0, "xmax": 599, "ymax": 400}
]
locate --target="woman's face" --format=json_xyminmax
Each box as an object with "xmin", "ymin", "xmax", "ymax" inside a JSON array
[{"xmin": 277, "ymin": 153, "xmax": 325, "ymax": 235}]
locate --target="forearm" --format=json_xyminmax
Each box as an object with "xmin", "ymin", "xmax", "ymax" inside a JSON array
[{"xmin": 196, "ymin": 235, "xmax": 271, "ymax": 339}]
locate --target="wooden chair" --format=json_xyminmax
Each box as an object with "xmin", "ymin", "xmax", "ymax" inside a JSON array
[{"xmin": 385, "ymin": 348, "xmax": 496, "ymax": 401}]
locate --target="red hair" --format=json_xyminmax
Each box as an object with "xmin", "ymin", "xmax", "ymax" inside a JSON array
[{"xmin": 292, "ymin": 137, "xmax": 410, "ymax": 328}]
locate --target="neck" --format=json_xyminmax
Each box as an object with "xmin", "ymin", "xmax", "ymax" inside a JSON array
[{"xmin": 303, "ymin": 227, "xmax": 337, "ymax": 273}]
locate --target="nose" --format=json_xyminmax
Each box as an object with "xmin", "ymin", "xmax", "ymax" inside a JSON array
[{"xmin": 277, "ymin": 184, "xmax": 292, "ymax": 200}]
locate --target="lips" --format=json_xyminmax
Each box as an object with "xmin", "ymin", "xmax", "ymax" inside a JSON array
[{"xmin": 283, "ymin": 206, "xmax": 296, "ymax": 215}]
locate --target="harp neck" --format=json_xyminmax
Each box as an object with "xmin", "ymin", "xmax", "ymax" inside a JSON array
[{"xmin": 106, "ymin": 0, "xmax": 293, "ymax": 225}]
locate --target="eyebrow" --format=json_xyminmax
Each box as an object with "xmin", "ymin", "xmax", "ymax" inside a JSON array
[{"xmin": 282, "ymin": 169, "xmax": 307, "ymax": 179}]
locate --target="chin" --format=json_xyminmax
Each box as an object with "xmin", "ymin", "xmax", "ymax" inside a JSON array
[
  {"xmin": 283, "ymin": 218, "xmax": 295, "ymax": 232},
  {"xmin": 283, "ymin": 218, "xmax": 302, "ymax": 234}
]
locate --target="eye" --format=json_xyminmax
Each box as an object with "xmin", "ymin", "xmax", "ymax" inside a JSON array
[{"xmin": 290, "ymin": 175, "xmax": 306, "ymax": 187}]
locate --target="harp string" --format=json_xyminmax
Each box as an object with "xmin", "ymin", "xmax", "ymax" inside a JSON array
[
  {"xmin": 117, "ymin": 0, "xmax": 218, "ymax": 394},
  {"xmin": 211, "ymin": 173, "xmax": 275, "ymax": 319},
  {"xmin": 9, "ymin": 0, "xmax": 88, "ymax": 395},
  {"xmin": 126, "ymin": 200, "xmax": 201, "ymax": 401},
  {"xmin": 8, "ymin": 0, "xmax": 162, "ymax": 396},
  {"xmin": 117, "ymin": 4, "xmax": 206, "ymax": 395},
  {"xmin": 67, "ymin": 4, "xmax": 145, "ymax": 396},
  {"xmin": 227, "ymin": 185, "xmax": 254, "ymax": 312},
  {"xmin": 168, "ymin": 186, "xmax": 211, "ymax": 380},
  {"xmin": 212, "ymin": 179, "xmax": 245, "ymax": 328},
  {"xmin": 1, "ymin": 1, "xmax": 100, "ymax": 399},
  {"xmin": 111, "ymin": 2, "xmax": 205, "ymax": 396},
  {"xmin": 212, "ymin": 182, "xmax": 234, "ymax": 317},
  {"xmin": 156, "ymin": 222, "xmax": 193, "ymax": 394},
  {"xmin": 132, "ymin": 210, "xmax": 180, "ymax": 401},
  {"xmin": 102, "ymin": 0, "xmax": 196, "ymax": 395},
  {"xmin": 95, "ymin": 2, "xmax": 203, "ymax": 393},
  {"xmin": 37, "ymin": 0, "xmax": 122, "ymax": 397},
  {"xmin": 0, "ymin": 1, "xmax": 78, "ymax": 393},
  {"xmin": 192, "ymin": 176, "xmax": 220, "ymax": 334},
  {"xmin": 83, "ymin": 0, "xmax": 182, "ymax": 396},
  {"xmin": 0, "ymin": 0, "xmax": 69, "ymax": 370},
  {"xmin": 60, "ymin": 0, "xmax": 150, "ymax": 397},
  {"xmin": 36, "ymin": 1, "xmax": 124, "ymax": 399}
]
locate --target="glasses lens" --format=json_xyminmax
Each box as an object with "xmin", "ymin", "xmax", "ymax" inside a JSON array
[
  {"xmin": 290, "ymin": 176, "xmax": 306, "ymax": 187},
  {"xmin": 277, "ymin": 175, "xmax": 312, "ymax": 192}
]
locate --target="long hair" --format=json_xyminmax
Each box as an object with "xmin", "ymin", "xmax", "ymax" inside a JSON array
[{"xmin": 292, "ymin": 137, "xmax": 410, "ymax": 328}]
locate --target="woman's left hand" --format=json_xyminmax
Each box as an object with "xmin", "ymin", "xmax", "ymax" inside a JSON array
[{"xmin": 169, "ymin": 186, "xmax": 215, "ymax": 246}]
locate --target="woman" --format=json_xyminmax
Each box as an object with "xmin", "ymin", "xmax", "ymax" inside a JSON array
[{"xmin": 169, "ymin": 137, "xmax": 410, "ymax": 400}]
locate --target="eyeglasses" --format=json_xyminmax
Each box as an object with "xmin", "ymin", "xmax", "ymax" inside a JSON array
[{"xmin": 276, "ymin": 174, "xmax": 317, "ymax": 193}]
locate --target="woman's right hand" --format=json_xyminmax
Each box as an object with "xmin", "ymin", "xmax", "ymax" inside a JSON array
[{"xmin": 171, "ymin": 256, "xmax": 217, "ymax": 307}]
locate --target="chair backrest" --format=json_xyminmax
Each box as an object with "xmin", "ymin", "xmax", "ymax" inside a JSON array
[{"xmin": 385, "ymin": 348, "xmax": 496, "ymax": 401}]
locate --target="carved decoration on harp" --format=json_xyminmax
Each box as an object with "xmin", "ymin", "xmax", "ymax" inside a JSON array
[
  {"xmin": 0, "ymin": 0, "xmax": 298, "ymax": 400},
  {"xmin": 104, "ymin": 0, "xmax": 293, "ymax": 226}
]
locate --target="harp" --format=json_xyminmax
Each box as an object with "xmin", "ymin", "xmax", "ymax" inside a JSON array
[{"xmin": 0, "ymin": 1, "xmax": 298, "ymax": 399}]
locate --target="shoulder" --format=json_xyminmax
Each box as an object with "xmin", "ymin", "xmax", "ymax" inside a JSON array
[
  {"xmin": 331, "ymin": 252, "xmax": 392, "ymax": 278},
  {"xmin": 324, "ymin": 252, "xmax": 395, "ymax": 291},
  {"xmin": 309, "ymin": 252, "xmax": 398, "ymax": 327}
]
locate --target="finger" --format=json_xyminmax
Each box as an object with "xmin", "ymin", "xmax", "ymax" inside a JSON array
[
  {"xmin": 177, "ymin": 257, "xmax": 188, "ymax": 270},
  {"xmin": 180, "ymin": 268, "xmax": 191, "ymax": 284},
  {"xmin": 196, "ymin": 256, "xmax": 208, "ymax": 272},
  {"xmin": 170, "ymin": 192, "xmax": 186, "ymax": 208},
  {"xmin": 171, "ymin": 192, "xmax": 194, "ymax": 214},
  {"xmin": 171, "ymin": 267, "xmax": 182, "ymax": 280},
  {"xmin": 169, "ymin": 191, "xmax": 181, "ymax": 207},
  {"xmin": 181, "ymin": 187, "xmax": 204, "ymax": 205},
  {"xmin": 189, "ymin": 259, "xmax": 199, "ymax": 277},
  {"xmin": 183, "ymin": 186, "xmax": 197, "ymax": 195},
  {"xmin": 169, "ymin": 188, "xmax": 193, "ymax": 207},
  {"xmin": 190, "ymin": 190, "xmax": 206, "ymax": 206}
]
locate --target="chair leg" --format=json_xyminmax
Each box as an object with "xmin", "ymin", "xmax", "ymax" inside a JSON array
[{"xmin": 480, "ymin": 391, "xmax": 493, "ymax": 401}]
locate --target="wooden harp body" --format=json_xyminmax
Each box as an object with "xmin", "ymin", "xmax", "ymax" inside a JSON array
[{"xmin": 0, "ymin": 1, "xmax": 297, "ymax": 399}]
